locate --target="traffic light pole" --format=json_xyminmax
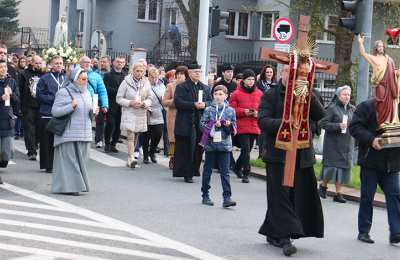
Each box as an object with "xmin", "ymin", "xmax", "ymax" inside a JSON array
[
  {"xmin": 356, "ymin": 0, "xmax": 373, "ymax": 104},
  {"xmin": 197, "ymin": 0, "xmax": 210, "ymax": 83}
]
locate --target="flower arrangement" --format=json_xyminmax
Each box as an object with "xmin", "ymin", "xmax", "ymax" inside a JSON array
[{"xmin": 42, "ymin": 46, "xmax": 80, "ymax": 64}]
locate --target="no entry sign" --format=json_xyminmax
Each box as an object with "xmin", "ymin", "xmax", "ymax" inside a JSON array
[{"xmin": 273, "ymin": 17, "xmax": 295, "ymax": 44}]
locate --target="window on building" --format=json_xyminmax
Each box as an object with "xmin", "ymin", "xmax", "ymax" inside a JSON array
[
  {"xmin": 316, "ymin": 15, "xmax": 336, "ymax": 43},
  {"xmin": 137, "ymin": 0, "xmax": 159, "ymax": 22},
  {"xmin": 226, "ymin": 11, "xmax": 250, "ymax": 38},
  {"xmin": 260, "ymin": 12, "xmax": 279, "ymax": 39},
  {"xmin": 169, "ymin": 8, "xmax": 177, "ymax": 25},
  {"xmin": 78, "ymin": 10, "xmax": 84, "ymax": 32}
]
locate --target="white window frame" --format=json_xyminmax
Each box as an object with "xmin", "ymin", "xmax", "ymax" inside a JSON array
[
  {"xmin": 314, "ymin": 79, "xmax": 336, "ymax": 92},
  {"xmin": 259, "ymin": 12, "xmax": 279, "ymax": 41},
  {"xmin": 316, "ymin": 15, "xmax": 336, "ymax": 44},
  {"xmin": 168, "ymin": 8, "xmax": 178, "ymax": 25},
  {"xmin": 78, "ymin": 10, "xmax": 85, "ymax": 33},
  {"xmin": 225, "ymin": 11, "xmax": 251, "ymax": 40},
  {"xmin": 387, "ymin": 37, "xmax": 400, "ymax": 48},
  {"xmin": 137, "ymin": 0, "xmax": 159, "ymax": 23}
]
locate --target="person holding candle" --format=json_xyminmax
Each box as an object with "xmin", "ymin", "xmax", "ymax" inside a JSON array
[
  {"xmin": 0, "ymin": 60, "xmax": 19, "ymax": 172},
  {"xmin": 173, "ymin": 62, "xmax": 211, "ymax": 183},
  {"xmin": 116, "ymin": 62, "xmax": 152, "ymax": 168},
  {"xmin": 318, "ymin": 85, "xmax": 355, "ymax": 203}
]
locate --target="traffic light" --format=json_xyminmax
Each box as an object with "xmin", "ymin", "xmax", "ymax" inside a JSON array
[
  {"xmin": 339, "ymin": 0, "xmax": 363, "ymax": 34},
  {"xmin": 210, "ymin": 7, "xmax": 229, "ymax": 38}
]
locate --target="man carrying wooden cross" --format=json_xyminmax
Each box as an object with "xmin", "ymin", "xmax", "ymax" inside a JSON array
[{"xmin": 257, "ymin": 15, "xmax": 337, "ymax": 256}]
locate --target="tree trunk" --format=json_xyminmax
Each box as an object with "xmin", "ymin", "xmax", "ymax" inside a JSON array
[{"xmin": 175, "ymin": 0, "xmax": 199, "ymax": 60}]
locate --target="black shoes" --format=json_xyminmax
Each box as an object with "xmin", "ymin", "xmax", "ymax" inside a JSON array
[
  {"xmin": 390, "ymin": 233, "xmax": 400, "ymax": 244},
  {"xmin": 233, "ymin": 167, "xmax": 243, "ymax": 178},
  {"xmin": 223, "ymin": 198, "xmax": 237, "ymax": 208},
  {"xmin": 202, "ymin": 197, "xmax": 214, "ymax": 206},
  {"xmin": 267, "ymin": 237, "xmax": 284, "ymax": 248},
  {"xmin": 104, "ymin": 144, "xmax": 111, "ymax": 153},
  {"xmin": 28, "ymin": 153, "xmax": 37, "ymax": 161},
  {"xmin": 282, "ymin": 239, "xmax": 297, "ymax": 257},
  {"xmin": 110, "ymin": 146, "xmax": 119, "ymax": 153},
  {"xmin": 333, "ymin": 193, "xmax": 347, "ymax": 203},
  {"xmin": 45, "ymin": 169, "xmax": 53, "ymax": 173},
  {"xmin": 358, "ymin": 233, "xmax": 375, "ymax": 244},
  {"xmin": 242, "ymin": 175, "xmax": 250, "ymax": 183},
  {"xmin": 184, "ymin": 177, "xmax": 194, "ymax": 183},
  {"xmin": 319, "ymin": 184, "xmax": 327, "ymax": 199},
  {"xmin": 0, "ymin": 176, "xmax": 3, "ymax": 184},
  {"xmin": 143, "ymin": 157, "xmax": 150, "ymax": 164},
  {"xmin": 150, "ymin": 154, "xmax": 157, "ymax": 163}
]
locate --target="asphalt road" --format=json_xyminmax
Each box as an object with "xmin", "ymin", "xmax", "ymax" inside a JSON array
[{"xmin": 0, "ymin": 139, "xmax": 398, "ymax": 260}]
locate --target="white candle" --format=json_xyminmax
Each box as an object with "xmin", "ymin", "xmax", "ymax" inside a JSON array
[
  {"xmin": 341, "ymin": 114, "xmax": 348, "ymax": 134},
  {"xmin": 4, "ymin": 87, "xmax": 10, "ymax": 107},
  {"xmin": 135, "ymin": 94, "xmax": 141, "ymax": 102},
  {"xmin": 93, "ymin": 94, "xmax": 98, "ymax": 112},
  {"xmin": 198, "ymin": 90, "xmax": 203, "ymax": 103}
]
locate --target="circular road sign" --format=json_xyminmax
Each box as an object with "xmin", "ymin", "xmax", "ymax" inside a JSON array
[{"xmin": 273, "ymin": 17, "xmax": 295, "ymax": 44}]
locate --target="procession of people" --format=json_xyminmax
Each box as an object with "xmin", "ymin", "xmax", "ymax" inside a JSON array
[{"xmin": 1, "ymin": 21, "xmax": 400, "ymax": 258}]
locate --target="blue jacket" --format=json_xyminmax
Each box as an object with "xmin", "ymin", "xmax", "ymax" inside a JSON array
[
  {"xmin": 200, "ymin": 100, "xmax": 236, "ymax": 152},
  {"xmin": 37, "ymin": 71, "xmax": 65, "ymax": 117},
  {"xmin": 87, "ymin": 70, "xmax": 109, "ymax": 109},
  {"xmin": 0, "ymin": 76, "xmax": 19, "ymax": 137}
]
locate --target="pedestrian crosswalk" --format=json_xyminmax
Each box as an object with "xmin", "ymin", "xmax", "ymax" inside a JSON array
[
  {"xmin": 3, "ymin": 140, "xmax": 224, "ymax": 260},
  {"xmin": 0, "ymin": 183, "xmax": 224, "ymax": 260}
]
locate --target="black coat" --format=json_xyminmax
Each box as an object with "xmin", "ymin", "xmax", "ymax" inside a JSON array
[
  {"xmin": 319, "ymin": 100, "xmax": 355, "ymax": 169},
  {"xmin": 349, "ymin": 99, "xmax": 400, "ymax": 172},
  {"xmin": 103, "ymin": 69, "xmax": 127, "ymax": 113},
  {"xmin": 0, "ymin": 76, "xmax": 19, "ymax": 137},
  {"xmin": 36, "ymin": 71, "xmax": 65, "ymax": 117},
  {"xmin": 174, "ymin": 79, "xmax": 211, "ymax": 137},
  {"xmin": 257, "ymin": 81, "xmax": 325, "ymax": 168},
  {"xmin": 256, "ymin": 79, "xmax": 277, "ymax": 93},
  {"xmin": 19, "ymin": 66, "xmax": 45, "ymax": 111}
]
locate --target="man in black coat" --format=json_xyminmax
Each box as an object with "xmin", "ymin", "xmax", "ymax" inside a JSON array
[
  {"xmin": 213, "ymin": 63, "xmax": 236, "ymax": 97},
  {"xmin": 257, "ymin": 65, "xmax": 325, "ymax": 256},
  {"xmin": 173, "ymin": 62, "xmax": 211, "ymax": 183},
  {"xmin": 19, "ymin": 55, "xmax": 45, "ymax": 160},
  {"xmin": 349, "ymin": 99, "xmax": 400, "ymax": 245},
  {"xmin": 103, "ymin": 56, "xmax": 127, "ymax": 153}
]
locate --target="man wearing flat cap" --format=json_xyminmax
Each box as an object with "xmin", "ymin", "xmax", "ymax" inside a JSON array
[{"xmin": 173, "ymin": 62, "xmax": 212, "ymax": 183}]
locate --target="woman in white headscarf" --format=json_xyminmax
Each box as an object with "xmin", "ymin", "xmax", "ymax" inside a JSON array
[{"xmin": 51, "ymin": 67, "xmax": 95, "ymax": 195}]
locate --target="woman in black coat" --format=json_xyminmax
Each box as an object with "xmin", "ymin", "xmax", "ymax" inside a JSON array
[
  {"xmin": 0, "ymin": 60, "xmax": 19, "ymax": 174},
  {"xmin": 318, "ymin": 85, "xmax": 355, "ymax": 203}
]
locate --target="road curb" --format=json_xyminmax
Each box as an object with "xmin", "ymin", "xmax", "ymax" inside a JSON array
[{"xmin": 249, "ymin": 168, "xmax": 386, "ymax": 208}]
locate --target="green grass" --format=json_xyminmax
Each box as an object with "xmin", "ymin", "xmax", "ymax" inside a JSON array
[{"xmin": 250, "ymin": 159, "xmax": 382, "ymax": 193}]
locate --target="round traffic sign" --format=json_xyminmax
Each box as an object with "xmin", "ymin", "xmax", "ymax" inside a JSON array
[{"xmin": 273, "ymin": 17, "xmax": 295, "ymax": 44}]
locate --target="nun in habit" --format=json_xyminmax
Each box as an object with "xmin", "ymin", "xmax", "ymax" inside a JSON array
[{"xmin": 51, "ymin": 67, "xmax": 94, "ymax": 195}]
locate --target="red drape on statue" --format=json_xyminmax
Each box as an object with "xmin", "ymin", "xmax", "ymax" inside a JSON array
[{"xmin": 375, "ymin": 57, "xmax": 399, "ymax": 126}]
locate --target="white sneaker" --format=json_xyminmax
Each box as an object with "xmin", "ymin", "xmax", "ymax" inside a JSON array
[
  {"xmin": 96, "ymin": 141, "xmax": 103, "ymax": 148},
  {"xmin": 134, "ymin": 151, "xmax": 140, "ymax": 160}
]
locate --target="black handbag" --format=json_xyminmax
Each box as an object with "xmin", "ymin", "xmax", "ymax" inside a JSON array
[{"xmin": 46, "ymin": 87, "xmax": 74, "ymax": 136}]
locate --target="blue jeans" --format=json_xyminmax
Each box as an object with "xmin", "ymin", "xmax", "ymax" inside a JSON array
[
  {"xmin": 14, "ymin": 117, "xmax": 23, "ymax": 136},
  {"xmin": 201, "ymin": 151, "xmax": 232, "ymax": 200},
  {"xmin": 358, "ymin": 167, "xmax": 400, "ymax": 235}
]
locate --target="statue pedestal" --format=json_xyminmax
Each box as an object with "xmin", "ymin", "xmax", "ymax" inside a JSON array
[{"xmin": 378, "ymin": 123, "xmax": 400, "ymax": 148}]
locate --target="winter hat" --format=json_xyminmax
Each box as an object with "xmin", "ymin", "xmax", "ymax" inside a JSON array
[{"xmin": 242, "ymin": 69, "xmax": 256, "ymax": 80}]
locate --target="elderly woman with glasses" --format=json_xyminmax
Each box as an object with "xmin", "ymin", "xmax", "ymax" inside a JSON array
[
  {"xmin": 318, "ymin": 85, "xmax": 355, "ymax": 203},
  {"xmin": 51, "ymin": 67, "xmax": 95, "ymax": 195}
]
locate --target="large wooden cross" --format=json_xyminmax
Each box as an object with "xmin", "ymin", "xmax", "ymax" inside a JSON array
[{"xmin": 260, "ymin": 15, "xmax": 338, "ymax": 187}]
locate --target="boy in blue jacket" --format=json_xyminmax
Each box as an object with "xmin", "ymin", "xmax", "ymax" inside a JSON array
[{"xmin": 200, "ymin": 85, "xmax": 237, "ymax": 208}]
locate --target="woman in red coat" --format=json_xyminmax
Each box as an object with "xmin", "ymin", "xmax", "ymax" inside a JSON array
[{"xmin": 229, "ymin": 69, "xmax": 262, "ymax": 183}]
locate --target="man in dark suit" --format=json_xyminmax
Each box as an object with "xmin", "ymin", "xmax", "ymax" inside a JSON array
[{"xmin": 173, "ymin": 62, "xmax": 211, "ymax": 183}]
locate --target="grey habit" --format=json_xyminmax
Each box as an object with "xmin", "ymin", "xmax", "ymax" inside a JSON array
[{"xmin": 51, "ymin": 81, "xmax": 93, "ymax": 193}]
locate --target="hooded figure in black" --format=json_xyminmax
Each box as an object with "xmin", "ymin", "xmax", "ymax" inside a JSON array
[{"xmin": 257, "ymin": 65, "xmax": 325, "ymax": 256}]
